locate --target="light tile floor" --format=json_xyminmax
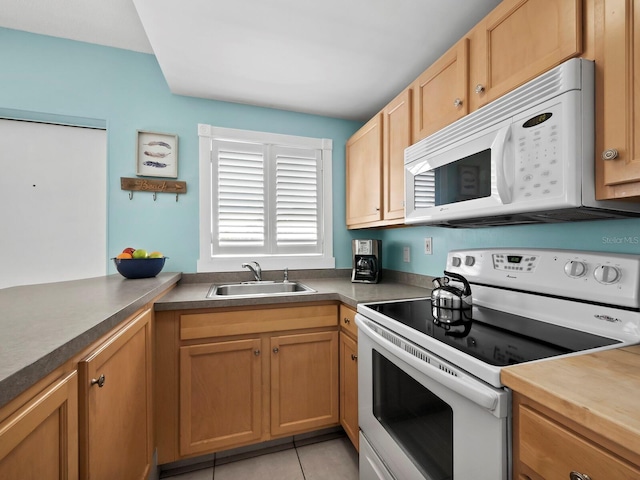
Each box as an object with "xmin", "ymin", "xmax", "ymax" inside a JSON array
[{"xmin": 162, "ymin": 437, "xmax": 358, "ymax": 480}]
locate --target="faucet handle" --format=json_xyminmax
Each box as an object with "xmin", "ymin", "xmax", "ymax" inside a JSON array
[{"xmin": 283, "ymin": 267, "xmax": 289, "ymax": 282}]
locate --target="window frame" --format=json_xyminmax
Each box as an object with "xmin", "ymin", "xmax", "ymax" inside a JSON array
[{"xmin": 198, "ymin": 124, "xmax": 334, "ymax": 273}]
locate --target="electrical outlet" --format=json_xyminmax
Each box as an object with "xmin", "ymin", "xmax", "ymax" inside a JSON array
[
  {"xmin": 424, "ymin": 237, "xmax": 433, "ymax": 255},
  {"xmin": 403, "ymin": 246, "xmax": 411, "ymax": 263}
]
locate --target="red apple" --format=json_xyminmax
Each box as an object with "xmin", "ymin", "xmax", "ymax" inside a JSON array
[{"xmin": 122, "ymin": 247, "xmax": 135, "ymax": 255}]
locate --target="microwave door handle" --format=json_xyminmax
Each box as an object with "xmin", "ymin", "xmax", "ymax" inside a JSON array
[{"xmin": 492, "ymin": 125, "xmax": 513, "ymax": 204}]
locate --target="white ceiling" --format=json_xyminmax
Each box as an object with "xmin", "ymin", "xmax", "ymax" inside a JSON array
[{"xmin": 1, "ymin": 0, "xmax": 502, "ymax": 121}]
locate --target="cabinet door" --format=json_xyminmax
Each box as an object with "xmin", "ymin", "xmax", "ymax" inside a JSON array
[
  {"xmin": 0, "ymin": 371, "xmax": 78, "ymax": 480},
  {"xmin": 596, "ymin": 0, "xmax": 640, "ymax": 197},
  {"xmin": 382, "ymin": 88, "xmax": 412, "ymax": 222},
  {"xmin": 179, "ymin": 338, "xmax": 262, "ymax": 455},
  {"xmin": 346, "ymin": 113, "xmax": 383, "ymax": 227},
  {"xmin": 270, "ymin": 331, "xmax": 339, "ymax": 436},
  {"xmin": 78, "ymin": 309, "xmax": 152, "ymax": 480},
  {"xmin": 469, "ymin": 0, "xmax": 582, "ymax": 111},
  {"xmin": 517, "ymin": 404, "xmax": 640, "ymax": 479},
  {"xmin": 412, "ymin": 38, "xmax": 469, "ymax": 142},
  {"xmin": 339, "ymin": 332, "xmax": 359, "ymax": 451}
]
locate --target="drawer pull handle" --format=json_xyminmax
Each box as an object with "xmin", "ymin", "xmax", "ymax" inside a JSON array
[
  {"xmin": 453, "ymin": 98, "xmax": 463, "ymax": 108},
  {"xmin": 351, "ymin": 354, "xmax": 358, "ymax": 361},
  {"xmin": 90, "ymin": 374, "xmax": 105, "ymax": 388},
  {"xmin": 273, "ymin": 347, "xmax": 279, "ymax": 354},
  {"xmin": 570, "ymin": 472, "xmax": 592, "ymax": 480},
  {"xmin": 343, "ymin": 318, "xmax": 350, "ymax": 324}
]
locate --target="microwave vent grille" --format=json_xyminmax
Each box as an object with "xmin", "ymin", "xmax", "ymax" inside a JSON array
[{"xmin": 405, "ymin": 59, "xmax": 583, "ymax": 164}]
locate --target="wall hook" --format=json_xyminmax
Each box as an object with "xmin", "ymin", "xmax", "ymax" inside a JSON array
[
  {"xmin": 176, "ymin": 193, "xmax": 179, "ymax": 202},
  {"xmin": 129, "ymin": 191, "xmax": 133, "ymax": 200},
  {"xmin": 153, "ymin": 192, "xmax": 157, "ymax": 201}
]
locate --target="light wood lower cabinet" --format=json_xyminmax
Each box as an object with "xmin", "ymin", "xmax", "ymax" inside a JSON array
[
  {"xmin": 0, "ymin": 371, "xmax": 78, "ymax": 480},
  {"xmin": 513, "ymin": 392, "xmax": 640, "ymax": 480},
  {"xmin": 155, "ymin": 303, "xmax": 339, "ymax": 463},
  {"xmin": 339, "ymin": 304, "xmax": 358, "ymax": 451},
  {"xmin": 78, "ymin": 308, "xmax": 153, "ymax": 480},
  {"xmin": 180, "ymin": 338, "xmax": 263, "ymax": 455}
]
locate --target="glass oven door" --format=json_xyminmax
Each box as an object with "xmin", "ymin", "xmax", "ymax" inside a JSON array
[{"xmin": 357, "ymin": 314, "xmax": 510, "ymax": 480}]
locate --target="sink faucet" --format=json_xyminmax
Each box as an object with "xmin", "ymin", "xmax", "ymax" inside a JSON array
[{"xmin": 242, "ymin": 261, "xmax": 262, "ymax": 281}]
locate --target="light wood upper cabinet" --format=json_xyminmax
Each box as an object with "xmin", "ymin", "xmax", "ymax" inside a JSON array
[
  {"xmin": 346, "ymin": 113, "xmax": 383, "ymax": 227},
  {"xmin": 595, "ymin": 0, "xmax": 640, "ymax": 198},
  {"xmin": 468, "ymin": 0, "xmax": 582, "ymax": 111},
  {"xmin": 270, "ymin": 331, "xmax": 339, "ymax": 436},
  {"xmin": 412, "ymin": 38, "xmax": 469, "ymax": 142},
  {"xmin": 179, "ymin": 338, "xmax": 263, "ymax": 456},
  {"xmin": 78, "ymin": 309, "xmax": 153, "ymax": 480},
  {"xmin": 0, "ymin": 371, "xmax": 78, "ymax": 480},
  {"xmin": 346, "ymin": 89, "xmax": 412, "ymax": 229},
  {"xmin": 383, "ymin": 89, "xmax": 412, "ymax": 221}
]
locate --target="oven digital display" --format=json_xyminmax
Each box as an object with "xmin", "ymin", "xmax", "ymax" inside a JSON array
[{"xmin": 507, "ymin": 255, "xmax": 522, "ymax": 263}]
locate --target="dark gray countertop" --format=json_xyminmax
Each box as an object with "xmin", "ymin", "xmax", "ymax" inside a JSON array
[
  {"xmin": 0, "ymin": 269, "xmax": 431, "ymax": 410},
  {"xmin": 0, "ymin": 272, "xmax": 181, "ymax": 408},
  {"xmin": 155, "ymin": 276, "xmax": 431, "ymax": 310}
]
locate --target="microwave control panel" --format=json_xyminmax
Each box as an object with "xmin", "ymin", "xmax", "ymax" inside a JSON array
[{"xmin": 511, "ymin": 102, "xmax": 563, "ymax": 202}]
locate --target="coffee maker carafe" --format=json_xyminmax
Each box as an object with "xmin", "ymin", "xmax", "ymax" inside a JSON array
[{"xmin": 352, "ymin": 239, "xmax": 381, "ymax": 283}]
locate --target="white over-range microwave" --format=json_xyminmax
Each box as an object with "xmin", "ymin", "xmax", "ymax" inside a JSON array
[{"xmin": 404, "ymin": 58, "xmax": 640, "ymax": 227}]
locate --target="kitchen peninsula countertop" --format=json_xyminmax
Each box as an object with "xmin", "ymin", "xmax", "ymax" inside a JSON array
[
  {"xmin": 0, "ymin": 270, "xmax": 431, "ymax": 409},
  {"xmin": 0, "ymin": 272, "xmax": 181, "ymax": 408},
  {"xmin": 501, "ymin": 345, "xmax": 640, "ymax": 462}
]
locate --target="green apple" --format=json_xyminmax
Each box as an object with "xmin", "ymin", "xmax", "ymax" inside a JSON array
[
  {"xmin": 132, "ymin": 249, "xmax": 148, "ymax": 259},
  {"xmin": 149, "ymin": 251, "xmax": 164, "ymax": 258}
]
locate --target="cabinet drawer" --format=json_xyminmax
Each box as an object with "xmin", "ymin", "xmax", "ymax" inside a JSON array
[
  {"xmin": 180, "ymin": 304, "xmax": 338, "ymax": 340},
  {"xmin": 339, "ymin": 305, "xmax": 357, "ymax": 338},
  {"xmin": 519, "ymin": 405, "xmax": 640, "ymax": 479}
]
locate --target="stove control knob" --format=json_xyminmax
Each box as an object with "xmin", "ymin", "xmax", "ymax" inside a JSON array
[
  {"xmin": 593, "ymin": 265, "xmax": 621, "ymax": 284},
  {"xmin": 451, "ymin": 256, "xmax": 462, "ymax": 267},
  {"xmin": 465, "ymin": 256, "xmax": 475, "ymax": 266},
  {"xmin": 564, "ymin": 260, "xmax": 587, "ymax": 278}
]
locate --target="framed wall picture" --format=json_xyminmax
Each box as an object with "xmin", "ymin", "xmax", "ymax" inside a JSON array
[{"xmin": 136, "ymin": 130, "xmax": 178, "ymax": 178}]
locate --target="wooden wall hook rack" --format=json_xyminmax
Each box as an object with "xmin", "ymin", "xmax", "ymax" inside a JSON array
[{"xmin": 121, "ymin": 177, "xmax": 187, "ymax": 201}]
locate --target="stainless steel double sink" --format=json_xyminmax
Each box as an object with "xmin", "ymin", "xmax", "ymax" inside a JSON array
[{"xmin": 206, "ymin": 281, "xmax": 316, "ymax": 298}]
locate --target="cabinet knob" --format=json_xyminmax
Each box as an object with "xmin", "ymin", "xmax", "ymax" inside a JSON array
[
  {"xmin": 254, "ymin": 349, "xmax": 261, "ymax": 356},
  {"xmin": 602, "ymin": 148, "xmax": 619, "ymax": 160},
  {"xmin": 351, "ymin": 354, "xmax": 358, "ymax": 361},
  {"xmin": 570, "ymin": 472, "xmax": 592, "ymax": 480},
  {"xmin": 343, "ymin": 317, "xmax": 350, "ymax": 324},
  {"xmin": 453, "ymin": 98, "xmax": 463, "ymax": 108},
  {"xmin": 273, "ymin": 347, "xmax": 279, "ymax": 354},
  {"xmin": 475, "ymin": 84, "xmax": 485, "ymax": 94},
  {"xmin": 90, "ymin": 374, "xmax": 105, "ymax": 388}
]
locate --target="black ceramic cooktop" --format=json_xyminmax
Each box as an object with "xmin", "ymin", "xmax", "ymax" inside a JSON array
[{"xmin": 367, "ymin": 299, "xmax": 620, "ymax": 366}]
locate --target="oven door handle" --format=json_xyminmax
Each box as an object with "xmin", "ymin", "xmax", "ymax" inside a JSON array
[{"xmin": 357, "ymin": 316, "xmax": 505, "ymax": 416}]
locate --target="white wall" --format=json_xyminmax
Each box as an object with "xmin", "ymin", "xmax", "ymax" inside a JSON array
[{"xmin": 0, "ymin": 119, "xmax": 107, "ymax": 288}]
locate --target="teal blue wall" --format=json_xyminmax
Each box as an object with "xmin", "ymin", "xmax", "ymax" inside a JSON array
[
  {"xmin": 3, "ymin": 27, "xmax": 639, "ymax": 278},
  {"xmin": 0, "ymin": 28, "xmax": 363, "ymax": 273},
  {"xmin": 381, "ymin": 219, "xmax": 640, "ymax": 276}
]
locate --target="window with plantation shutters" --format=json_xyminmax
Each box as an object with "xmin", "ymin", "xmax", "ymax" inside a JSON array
[{"xmin": 198, "ymin": 124, "xmax": 334, "ymax": 272}]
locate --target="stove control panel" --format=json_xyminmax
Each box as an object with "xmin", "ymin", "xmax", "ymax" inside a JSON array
[{"xmin": 446, "ymin": 248, "xmax": 640, "ymax": 308}]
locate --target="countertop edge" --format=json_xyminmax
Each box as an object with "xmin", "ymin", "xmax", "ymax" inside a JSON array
[{"xmin": 0, "ymin": 273, "xmax": 181, "ymax": 409}]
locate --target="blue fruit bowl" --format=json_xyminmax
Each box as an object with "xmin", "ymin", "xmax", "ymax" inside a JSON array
[{"xmin": 113, "ymin": 257, "xmax": 167, "ymax": 279}]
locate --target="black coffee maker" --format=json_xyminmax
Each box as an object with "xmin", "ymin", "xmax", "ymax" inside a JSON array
[{"xmin": 351, "ymin": 239, "xmax": 381, "ymax": 283}]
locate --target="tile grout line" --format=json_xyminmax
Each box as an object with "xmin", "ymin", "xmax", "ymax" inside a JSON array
[{"xmin": 294, "ymin": 444, "xmax": 307, "ymax": 480}]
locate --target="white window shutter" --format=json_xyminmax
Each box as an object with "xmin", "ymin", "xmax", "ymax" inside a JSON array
[
  {"xmin": 212, "ymin": 140, "xmax": 266, "ymax": 253},
  {"xmin": 273, "ymin": 146, "xmax": 322, "ymax": 254}
]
